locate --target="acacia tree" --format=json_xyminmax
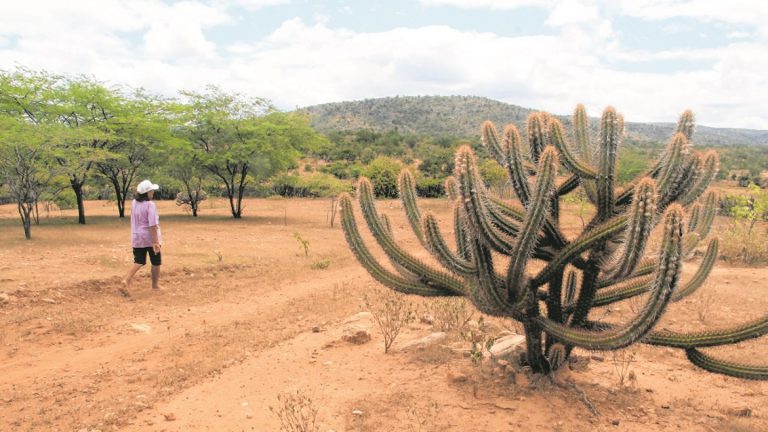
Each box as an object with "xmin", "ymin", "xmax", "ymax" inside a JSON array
[
  {"xmin": 0, "ymin": 69, "xmax": 120, "ymax": 224},
  {"xmin": 180, "ymin": 86, "xmax": 325, "ymax": 218},
  {"xmin": 96, "ymin": 91, "xmax": 173, "ymax": 218},
  {"xmin": 0, "ymin": 118, "xmax": 56, "ymax": 239}
]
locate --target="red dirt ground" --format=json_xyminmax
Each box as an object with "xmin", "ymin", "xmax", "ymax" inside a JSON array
[{"xmin": 0, "ymin": 197, "xmax": 766, "ymax": 432}]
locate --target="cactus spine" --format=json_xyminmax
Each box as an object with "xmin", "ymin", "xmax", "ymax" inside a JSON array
[{"xmin": 340, "ymin": 106, "xmax": 768, "ymax": 380}]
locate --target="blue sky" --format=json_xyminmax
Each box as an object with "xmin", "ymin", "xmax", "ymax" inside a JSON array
[{"xmin": 1, "ymin": 0, "xmax": 767, "ymax": 129}]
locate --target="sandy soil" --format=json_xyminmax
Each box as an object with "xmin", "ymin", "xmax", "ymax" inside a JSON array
[{"xmin": 0, "ymin": 197, "xmax": 766, "ymax": 432}]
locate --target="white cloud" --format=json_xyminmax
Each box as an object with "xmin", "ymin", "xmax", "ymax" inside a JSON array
[
  {"xmin": 226, "ymin": 0, "xmax": 290, "ymax": 10},
  {"xmin": 0, "ymin": 1, "xmax": 765, "ymax": 129},
  {"xmin": 419, "ymin": 0, "xmax": 553, "ymax": 9}
]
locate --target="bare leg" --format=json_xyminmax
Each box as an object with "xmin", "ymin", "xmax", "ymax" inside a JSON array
[
  {"xmin": 151, "ymin": 265, "xmax": 161, "ymax": 289},
  {"xmin": 121, "ymin": 264, "xmax": 143, "ymax": 296}
]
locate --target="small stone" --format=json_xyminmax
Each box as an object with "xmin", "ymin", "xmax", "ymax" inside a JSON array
[
  {"xmin": 41, "ymin": 298, "xmax": 57, "ymax": 304},
  {"xmin": 447, "ymin": 371, "xmax": 469, "ymax": 383},
  {"xmin": 246, "ymin": 414, "xmax": 253, "ymax": 419},
  {"xmin": 611, "ymin": 419, "xmax": 620, "ymax": 426},
  {"xmin": 130, "ymin": 323, "xmax": 152, "ymax": 334},
  {"xmin": 735, "ymin": 408, "xmax": 752, "ymax": 417},
  {"xmin": 341, "ymin": 326, "xmax": 371, "ymax": 345},
  {"xmin": 311, "ymin": 325, "xmax": 320, "ymax": 333},
  {"xmin": 590, "ymin": 354, "xmax": 605, "ymax": 362},
  {"xmin": 352, "ymin": 409, "xmax": 364, "ymax": 416},
  {"xmin": 0, "ymin": 293, "xmax": 10, "ymax": 303},
  {"xmin": 164, "ymin": 412, "xmax": 176, "ymax": 421},
  {"xmin": 489, "ymin": 334, "xmax": 526, "ymax": 357},
  {"xmin": 661, "ymin": 404, "xmax": 671, "ymax": 409},
  {"xmin": 399, "ymin": 332, "xmax": 447, "ymax": 352}
]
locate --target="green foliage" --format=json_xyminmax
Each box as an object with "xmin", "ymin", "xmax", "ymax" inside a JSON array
[
  {"xmin": 478, "ymin": 159, "xmax": 507, "ymax": 189},
  {"xmin": 293, "ymin": 232, "xmax": 310, "ymax": 257},
  {"xmin": 415, "ymin": 177, "xmax": 445, "ymax": 198},
  {"xmin": 270, "ymin": 173, "xmax": 351, "ymax": 198},
  {"xmin": 363, "ymin": 156, "xmax": 402, "ymax": 198}
]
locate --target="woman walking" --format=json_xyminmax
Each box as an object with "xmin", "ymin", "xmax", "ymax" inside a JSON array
[{"xmin": 120, "ymin": 179, "xmax": 163, "ymax": 297}]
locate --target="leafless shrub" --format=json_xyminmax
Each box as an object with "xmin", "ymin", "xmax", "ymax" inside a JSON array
[
  {"xmin": 270, "ymin": 389, "xmax": 320, "ymax": 432},
  {"xmin": 427, "ymin": 297, "xmax": 475, "ymax": 333},
  {"xmin": 611, "ymin": 350, "xmax": 637, "ymax": 388},
  {"xmin": 363, "ymin": 286, "xmax": 415, "ymax": 353}
]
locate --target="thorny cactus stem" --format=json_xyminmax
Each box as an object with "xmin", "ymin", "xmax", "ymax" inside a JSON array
[{"xmin": 340, "ymin": 106, "xmax": 768, "ymax": 380}]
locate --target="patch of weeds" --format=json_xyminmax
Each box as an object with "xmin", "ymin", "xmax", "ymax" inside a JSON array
[
  {"xmin": 611, "ymin": 349, "xmax": 637, "ymax": 389},
  {"xmin": 270, "ymin": 389, "xmax": 320, "ymax": 432},
  {"xmin": 461, "ymin": 316, "xmax": 495, "ymax": 364},
  {"xmin": 405, "ymin": 400, "xmax": 441, "ymax": 432},
  {"xmin": 697, "ymin": 290, "xmax": 716, "ymax": 323},
  {"xmin": 427, "ymin": 297, "xmax": 474, "ymax": 333},
  {"xmin": 310, "ymin": 259, "xmax": 330, "ymax": 270},
  {"xmin": 363, "ymin": 286, "xmax": 416, "ymax": 353},
  {"xmin": 293, "ymin": 232, "xmax": 310, "ymax": 257}
]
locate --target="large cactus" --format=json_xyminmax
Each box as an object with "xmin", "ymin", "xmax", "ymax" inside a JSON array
[{"xmin": 340, "ymin": 106, "xmax": 768, "ymax": 379}]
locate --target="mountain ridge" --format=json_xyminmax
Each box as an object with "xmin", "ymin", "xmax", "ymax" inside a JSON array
[{"xmin": 299, "ymin": 95, "xmax": 768, "ymax": 147}]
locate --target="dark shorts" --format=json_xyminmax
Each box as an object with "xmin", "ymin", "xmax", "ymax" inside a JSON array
[{"xmin": 133, "ymin": 247, "xmax": 162, "ymax": 266}]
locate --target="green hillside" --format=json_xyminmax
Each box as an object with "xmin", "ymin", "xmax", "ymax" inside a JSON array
[{"xmin": 300, "ymin": 95, "xmax": 768, "ymax": 147}]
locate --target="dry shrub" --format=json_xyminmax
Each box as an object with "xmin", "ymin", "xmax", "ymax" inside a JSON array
[
  {"xmin": 363, "ymin": 286, "xmax": 415, "ymax": 353},
  {"xmin": 720, "ymin": 221, "xmax": 768, "ymax": 265},
  {"xmin": 270, "ymin": 389, "xmax": 319, "ymax": 432},
  {"xmin": 611, "ymin": 350, "xmax": 637, "ymax": 388},
  {"xmin": 426, "ymin": 297, "xmax": 475, "ymax": 333}
]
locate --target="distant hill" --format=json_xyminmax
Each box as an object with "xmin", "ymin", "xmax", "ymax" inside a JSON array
[{"xmin": 300, "ymin": 95, "xmax": 768, "ymax": 147}]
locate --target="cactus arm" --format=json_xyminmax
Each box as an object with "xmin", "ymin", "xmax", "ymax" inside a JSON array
[
  {"xmin": 645, "ymin": 314, "xmax": 768, "ymax": 348},
  {"xmin": 694, "ymin": 191, "xmax": 717, "ymax": 239},
  {"xmin": 590, "ymin": 237, "xmax": 718, "ymax": 309},
  {"xmin": 557, "ymin": 174, "xmax": 581, "ymax": 197},
  {"xmin": 682, "ymin": 151, "xmax": 719, "ymax": 206},
  {"xmin": 564, "ymin": 271, "xmax": 578, "ymax": 312},
  {"xmin": 456, "ymin": 146, "xmax": 518, "ymax": 254},
  {"xmin": 469, "ymin": 237, "xmax": 525, "ymax": 319},
  {"xmin": 481, "ymin": 120, "xmax": 506, "ymax": 166},
  {"xmin": 526, "ymin": 112, "xmax": 549, "ymax": 163},
  {"xmin": 378, "ymin": 213, "xmax": 423, "ymax": 281},
  {"xmin": 423, "ymin": 212, "xmax": 476, "ymax": 276},
  {"xmin": 598, "ymin": 257, "xmax": 656, "ymax": 288},
  {"xmin": 357, "ymin": 178, "xmax": 467, "ymax": 295},
  {"xmin": 339, "ymin": 193, "xmax": 457, "ymax": 296},
  {"xmin": 502, "ymin": 124, "xmax": 532, "ymax": 206},
  {"xmin": 397, "ymin": 170, "xmax": 426, "ymax": 247},
  {"xmin": 676, "ymin": 109, "xmax": 695, "ymax": 140},
  {"xmin": 506, "ymin": 146, "xmax": 558, "ymax": 298},
  {"xmin": 671, "ymin": 238, "xmax": 718, "ymax": 301},
  {"xmin": 685, "ymin": 349, "xmax": 768, "ymax": 380},
  {"xmin": 535, "ymin": 206, "xmax": 684, "ymax": 350},
  {"xmin": 550, "ymin": 118, "xmax": 598, "ymax": 179},
  {"xmin": 687, "ymin": 203, "xmax": 701, "ymax": 232},
  {"xmin": 445, "ymin": 176, "xmax": 459, "ymax": 202},
  {"xmin": 531, "ymin": 214, "xmax": 628, "ymax": 288},
  {"xmin": 597, "ymin": 107, "xmax": 620, "ymax": 219},
  {"xmin": 655, "ymin": 133, "xmax": 687, "ymax": 203},
  {"xmin": 605, "ymin": 178, "xmax": 657, "ymax": 279}
]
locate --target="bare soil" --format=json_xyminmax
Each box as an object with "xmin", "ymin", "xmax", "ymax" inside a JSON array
[{"xmin": 0, "ymin": 197, "xmax": 766, "ymax": 432}]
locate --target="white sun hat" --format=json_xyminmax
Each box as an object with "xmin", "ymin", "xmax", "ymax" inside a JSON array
[{"xmin": 137, "ymin": 179, "xmax": 160, "ymax": 194}]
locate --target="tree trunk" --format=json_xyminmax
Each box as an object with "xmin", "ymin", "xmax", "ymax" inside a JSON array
[
  {"xmin": 71, "ymin": 178, "xmax": 87, "ymax": 225},
  {"xmin": 18, "ymin": 203, "xmax": 32, "ymax": 240},
  {"xmin": 114, "ymin": 181, "xmax": 126, "ymax": 218}
]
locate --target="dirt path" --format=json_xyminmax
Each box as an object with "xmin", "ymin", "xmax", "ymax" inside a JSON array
[{"xmin": 1, "ymin": 198, "xmax": 766, "ymax": 431}]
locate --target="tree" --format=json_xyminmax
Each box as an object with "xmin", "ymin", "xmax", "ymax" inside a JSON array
[
  {"xmin": 0, "ymin": 118, "xmax": 56, "ymax": 239},
  {"xmin": 95, "ymin": 91, "xmax": 174, "ymax": 218},
  {"xmin": 0, "ymin": 69, "xmax": 120, "ymax": 224},
  {"xmin": 180, "ymin": 86, "xmax": 325, "ymax": 218}
]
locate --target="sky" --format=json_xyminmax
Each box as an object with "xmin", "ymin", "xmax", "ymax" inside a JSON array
[{"xmin": 1, "ymin": 0, "xmax": 767, "ymax": 129}]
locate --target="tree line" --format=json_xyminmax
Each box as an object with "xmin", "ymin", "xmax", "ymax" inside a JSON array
[{"xmin": 0, "ymin": 68, "xmax": 325, "ymax": 239}]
